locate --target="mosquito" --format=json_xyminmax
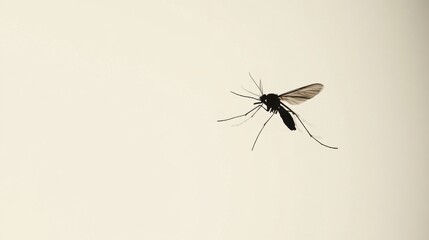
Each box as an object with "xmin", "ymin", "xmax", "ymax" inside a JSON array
[{"xmin": 218, "ymin": 73, "xmax": 338, "ymax": 150}]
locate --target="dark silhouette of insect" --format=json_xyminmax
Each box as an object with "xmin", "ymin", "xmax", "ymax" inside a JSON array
[{"xmin": 218, "ymin": 73, "xmax": 338, "ymax": 150}]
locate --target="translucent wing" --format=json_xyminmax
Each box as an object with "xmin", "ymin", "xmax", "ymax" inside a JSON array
[{"xmin": 279, "ymin": 83, "xmax": 323, "ymax": 105}]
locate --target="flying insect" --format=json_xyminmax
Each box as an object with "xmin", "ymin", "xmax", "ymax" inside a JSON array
[{"xmin": 218, "ymin": 73, "xmax": 338, "ymax": 150}]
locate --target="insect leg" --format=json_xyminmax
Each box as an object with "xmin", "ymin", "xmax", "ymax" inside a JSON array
[
  {"xmin": 248, "ymin": 72, "xmax": 263, "ymax": 95},
  {"xmin": 280, "ymin": 102, "xmax": 338, "ymax": 149},
  {"xmin": 251, "ymin": 105, "xmax": 263, "ymax": 117},
  {"xmin": 232, "ymin": 105, "xmax": 263, "ymax": 126},
  {"xmin": 252, "ymin": 112, "xmax": 275, "ymax": 151},
  {"xmin": 217, "ymin": 105, "xmax": 262, "ymax": 122},
  {"xmin": 230, "ymin": 91, "xmax": 260, "ymax": 101},
  {"xmin": 241, "ymin": 86, "xmax": 260, "ymax": 97}
]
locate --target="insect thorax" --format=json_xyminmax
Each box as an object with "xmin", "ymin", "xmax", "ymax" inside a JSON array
[{"xmin": 260, "ymin": 93, "xmax": 281, "ymax": 113}]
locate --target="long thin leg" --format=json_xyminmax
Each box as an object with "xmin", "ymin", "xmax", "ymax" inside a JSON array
[
  {"xmin": 217, "ymin": 105, "xmax": 261, "ymax": 122},
  {"xmin": 241, "ymin": 86, "xmax": 259, "ymax": 97},
  {"xmin": 281, "ymin": 103, "xmax": 338, "ymax": 149},
  {"xmin": 230, "ymin": 91, "xmax": 259, "ymax": 101},
  {"xmin": 252, "ymin": 112, "xmax": 275, "ymax": 151},
  {"xmin": 248, "ymin": 72, "xmax": 263, "ymax": 95},
  {"xmin": 232, "ymin": 105, "xmax": 263, "ymax": 126},
  {"xmin": 251, "ymin": 105, "xmax": 263, "ymax": 117}
]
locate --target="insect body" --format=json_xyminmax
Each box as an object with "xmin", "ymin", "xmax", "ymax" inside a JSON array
[
  {"xmin": 260, "ymin": 93, "xmax": 296, "ymax": 131},
  {"xmin": 218, "ymin": 74, "xmax": 337, "ymax": 150}
]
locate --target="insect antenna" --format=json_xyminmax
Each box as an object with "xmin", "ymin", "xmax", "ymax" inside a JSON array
[
  {"xmin": 252, "ymin": 112, "xmax": 275, "ymax": 151},
  {"xmin": 280, "ymin": 102, "xmax": 338, "ymax": 149}
]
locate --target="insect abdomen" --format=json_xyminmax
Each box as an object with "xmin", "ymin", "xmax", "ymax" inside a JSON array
[{"xmin": 279, "ymin": 107, "xmax": 296, "ymax": 130}]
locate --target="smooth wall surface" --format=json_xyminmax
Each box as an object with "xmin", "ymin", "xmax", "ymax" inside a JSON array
[{"xmin": 1, "ymin": 0, "xmax": 428, "ymax": 239}]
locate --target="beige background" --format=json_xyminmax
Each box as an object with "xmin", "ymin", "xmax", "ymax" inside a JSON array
[{"xmin": 1, "ymin": 0, "xmax": 428, "ymax": 239}]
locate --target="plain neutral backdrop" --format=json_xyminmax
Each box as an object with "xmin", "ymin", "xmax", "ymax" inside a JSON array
[{"xmin": 1, "ymin": 0, "xmax": 428, "ymax": 239}]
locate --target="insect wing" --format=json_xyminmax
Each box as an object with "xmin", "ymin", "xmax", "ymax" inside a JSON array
[{"xmin": 279, "ymin": 83, "xmax": 324, "ymax": 105}]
